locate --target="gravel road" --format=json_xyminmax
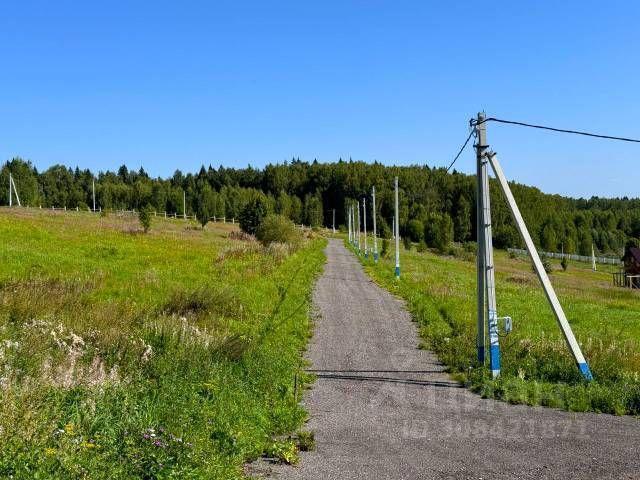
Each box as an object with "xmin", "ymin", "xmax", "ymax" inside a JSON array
[{"xmin": 267, "ymin": 239, "xmax": 639, "ymax": 479}]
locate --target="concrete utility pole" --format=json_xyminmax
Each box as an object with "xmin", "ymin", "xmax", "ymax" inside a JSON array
[
  {"xmin": 592, "ymin": 244, "xmax": 597, "ymax": 271},
  {"xmin": 8, "ymin": 173, "xmax": 12, "ymax": 207},
  {"xmin": 357, "ymin": 200, "xmax": 361, "ymax": 252},
  {"xmin": 183, "ymin": 191, "xmax": 186, "ymax": 220},
  {"xmin": 372, "ymin": 186, "xmax": 378, "ymax": 262},
  {"xmin": 485, "ymin": 150, "xmax": 593, "ymax": 381},
  {"xmin": 92, "ymin": 178, "xmax": 96, "ymax": 212},
  {"xmin": 476, "ymin": 113, "xmax": 487, "ymax": 364},
  {"xmin": 363, "ymin": 198, "xmax": 368, "ymax": 257},
  {"xmin": 332, "ymin": 209, "xmax": 336, "ymax": 234},
  {"xmin": 348, "ymin": 204, "xmax": 352, "ymax": 243},
  {"xmin": 477, "ymin": 113, "xmax": 500, "ymax": 378},
  {"xmin": 394, "ymin": 177, "xmax": 400, "ymax": 278}
]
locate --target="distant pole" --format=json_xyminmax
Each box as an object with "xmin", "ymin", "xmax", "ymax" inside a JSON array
[
  {"xmin": 592, "ymin": 244, "xmax": 597, "ymax": 271},
  {"xmin": 363, "ymin": 197, "xmax": 368, "ymax": 258},
  {"xmin": 394, "ymin": 177, "xmax": 400, "ymax": 278},
  {"xmin": 332, "ymin": 209, "xmax": 336, "ymax": 234},
  {"xmin": 372, "ymin": 186, "xmax": 378, "ymax": 262},
  {"xmin": 357, "ymin": 200, "xmax": 361, "ymax": 252},
  {"xmin": 92, "ymin": 178, "xmax": 96, "ymax": 212},
  {"xmin": 10, "ymin": 174, "xmax": 21, "ymax": 207},
  {"xmin": 183, "ymin": 191, "xmax": 186, "ymax": 220},
  {"xmin": 8, "ymin": 173, "xmax": 12, "ymax": 207},
  {"xmin": 348, "ymin": 204, "xmax": 352, "ymax": 243}
]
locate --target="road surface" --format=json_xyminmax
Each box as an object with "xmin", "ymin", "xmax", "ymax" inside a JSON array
[{"xmin": 265, "ymin": 239, "xmax": 639, "ymax": 479}]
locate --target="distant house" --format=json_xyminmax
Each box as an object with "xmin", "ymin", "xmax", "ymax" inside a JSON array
[{"xmin": 616, "ymin": 247, "xmax": 640, "ymax": 288}]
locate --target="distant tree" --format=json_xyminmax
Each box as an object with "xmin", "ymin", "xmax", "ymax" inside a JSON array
[
  {"xmin": 239, "ymin": 196, "xmax": 269, "ymax": 235},
  {"xmin": 560, "ymin": 256, "xmax": 569, "ymax": 271},
  {"xmin": 304, "ymin": 193, "xmax": 324, "ymax": 227},
  {"xmin": 196, "ymin": 204, "xmax": 210, "ymax": 229},
  {"xmin": 435, "ymin": 213, "xmax": 454, "ymax": 253},
  {"xmin": 138, "ymin": 205, "xmax": 153, "ymax": 233},
  {"xmin": 453, "ymin": 196, "xmax": 471, "ymax": 242}
]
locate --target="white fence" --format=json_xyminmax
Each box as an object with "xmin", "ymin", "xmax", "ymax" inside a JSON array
[
  {"xmin": 507, "ymin": 247, "xmax": 621, "ymax": 266},
  {"xmin": 26, "ymin": 205, "xmax": 235, "ymax": 223}
]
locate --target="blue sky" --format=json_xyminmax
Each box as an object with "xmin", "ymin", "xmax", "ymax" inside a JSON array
[{"xmin": 1, "ymin": 1, "xmax": 639, "ymax": 198}]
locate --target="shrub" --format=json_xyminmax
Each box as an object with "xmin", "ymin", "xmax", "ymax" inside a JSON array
[
  {"xmin": 138, "ymin": 205, "xmax": 153, "ymax": 233},
  {"xmin": 416, "ymin": 241, "xmax": 428, "ymax": 253},
  {"xmin": 239, "ymin": 196, "xmax": 269, "ymax": 235},
  {"xmin": 256, "ymin": 214, "xmax": 302, "ymax": 247},
  {"xmin": 381, "ymin": 238, "xmax": 389, "ymax": 258},
  {"xmin": 560, "ymin": 256, "xmax": 569, "ymax": 271},
  {"xmin": 402, "ymin": 235, "xmax": 412, "ymax": 251},
  {"xmin": 533, "ymin": 256, "xmax": 553, "ymax": 274}
]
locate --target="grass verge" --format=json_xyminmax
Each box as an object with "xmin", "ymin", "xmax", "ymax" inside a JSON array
[
  {"xmin": 351, "ymin": 239, "xmax": 640, "ymax": 416},
  {"xmin": 0, "ymin": 208, "xmax": 326, "ymax": 478}
]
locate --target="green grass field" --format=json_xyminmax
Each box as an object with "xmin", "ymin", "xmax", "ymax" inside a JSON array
[
  {"xmin": 356, "ymin": 239, "xmax": 640, "ymax": 416},
  {"xmin": 0, "ymin": 208, "xmax": 325, "ymax": 479}
]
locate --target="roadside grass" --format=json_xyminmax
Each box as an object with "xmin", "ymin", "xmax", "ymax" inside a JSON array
[
  {"xmin": 352, "ymin": 239, "xmax": 640, "ymax": 416},
  {"xmin": 0, "ymin": 208, "xmax": 326, "ymax": 479}
]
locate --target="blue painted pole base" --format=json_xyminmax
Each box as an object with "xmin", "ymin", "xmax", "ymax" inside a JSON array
[
  {"xmin": 374, "ymin": 253, "xmax": 379, "ymax": 263},
  {"xmin": 489, "ymin": 344, "xmax": 500, "ymax": 377},
  {"xmin": 395, "ymin": 266, "xmax": 400, "ymax": 278},
  {"xmin": 578, "ymin": 362, "xmax": 593, "ymax": 381}
]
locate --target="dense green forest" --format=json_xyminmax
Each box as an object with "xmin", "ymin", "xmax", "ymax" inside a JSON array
[{"xmin": 2, "ymin": 157, "xmax": 640, "ymax": 256}]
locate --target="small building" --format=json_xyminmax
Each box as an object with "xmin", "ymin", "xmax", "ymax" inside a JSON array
[{"xmin": 614, "ymin": 247, "xmax": 640, "ymax": 288}]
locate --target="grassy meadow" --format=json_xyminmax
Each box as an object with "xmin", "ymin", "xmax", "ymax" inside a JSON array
[
  {"xmin": 355, "ymin": 239, "xmax": 640, "ymax": 416},
  {"xmin": 0, "ymin": 208, "xmax": 325, "ymax": 479}
]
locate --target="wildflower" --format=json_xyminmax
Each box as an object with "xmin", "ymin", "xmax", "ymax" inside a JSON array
[
  {"xmin": 45, "ymin": 448, "xmax": 57, "ymax": 456},
  {"xmin": 82, "ymin": 441, "xmax": 97, "ymax": 449},
  {"xmin": 64, "ymin": 423, "xmax": 75, "ymax": 434}
]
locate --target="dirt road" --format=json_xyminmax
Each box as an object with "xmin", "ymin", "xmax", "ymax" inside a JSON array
[{"xmin": 270, "ymin": 239, "xmax": 639, "ymax": 479}]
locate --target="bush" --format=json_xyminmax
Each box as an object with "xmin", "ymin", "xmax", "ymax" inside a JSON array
[
  {"xmin": 416, "ymin": 241, "xmax": 428, "ymax": 253},
  {"xmin": 561, "ymin": 256, "xmax": 569, "ymax": 271},
  {"xmin": 138, "ymin": 205, "xmax": 153, "ymax": 233},
  {"xmin": 381, "ymin": 238, "xmax": 389, "ymax": 258},
  {"xmin": 533, "ymin": 256, "xmax": 553, "ymax": 274},
  {"xmin": 256, "ymin": 214, "xmax": 302, "ymax": 247},
  {"xmin": 239, "ymin": 196, "xmax": 269, "ymax": 235},
  {"xmin": 402, "ymin": 235, "xmax": 412, "ymax": 251}
]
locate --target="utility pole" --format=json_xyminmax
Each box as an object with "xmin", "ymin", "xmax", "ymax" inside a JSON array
[
  {"xmin": 592, "ymin": 244, "xmax": 597, "ymax": 271},
  {"xmin": 477, "ymin": 112, "xmax": 500, "ymax": 379},
  {"xmin": 363, "ymin": 197, "xmax": 368, "ymax": 258},
  {"xmin": 183, "ymin": 191, "xmax": 186, "ymax": 220},
  {"xmin": 348, "ymin": 204, "xmax": 352, "ymax": 243},
  {"xmin": 357, "ymin": 200, "xmax": 361, "ymax": 253},
  {"xmin": 394, "ymin": 176, "xmax": 400, "ymax": 278},
  {"xmin": 8, "ymin": 173, "xmax": 12, "ymax": 207},
  {"xmin": 332, "ymin": 209, "xmax": 336, "ymax": 234},
  {"xmin": 92, "ymin": 178, "xmax": 96, "ymax": 212},
  {"xmin": 372, "ymin": 186, "xmax": 378, "ymax": 262},
  {"xmin": 476, "ymin": 114, "xmax": 487, "ymax": 364}
]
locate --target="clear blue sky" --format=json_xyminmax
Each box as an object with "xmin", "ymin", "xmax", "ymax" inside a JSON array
[{"xmin": 1, "ymin": 1, "xmax": 639, "ymax": 198}]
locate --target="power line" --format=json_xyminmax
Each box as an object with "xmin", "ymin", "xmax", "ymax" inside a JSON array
[
  {"xmin": 472, "ymin": 117, "xmax": 640, "ymax": 144},
  {"xmin": 446, "ymin": 128, "xmax": 476, "ymax": 172}
]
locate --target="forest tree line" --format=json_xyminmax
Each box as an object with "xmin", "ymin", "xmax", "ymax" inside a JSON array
[{"xmin": 2, "ymin": 157, "xmax": 640, "ymax": 256}]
